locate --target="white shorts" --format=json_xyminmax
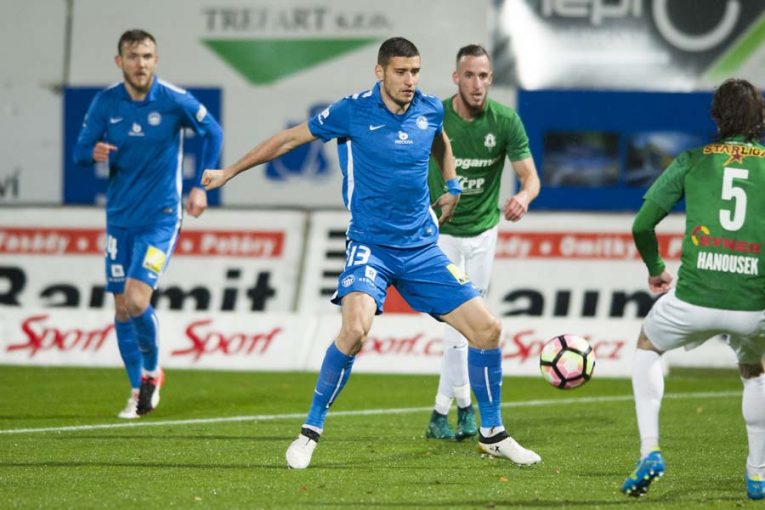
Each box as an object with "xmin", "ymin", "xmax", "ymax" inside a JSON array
[
  {"xmin": 438, "ymin": 226, "xmax": 498, "ymax": 297},
  {"xmin": 643, "ymin": 288, "xmax": 765, "ymax": 364}
]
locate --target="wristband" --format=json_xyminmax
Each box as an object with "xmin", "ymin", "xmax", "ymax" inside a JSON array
[{"xmin": 446, "ymin": 177, "xmax": 462, "ymax": 195}]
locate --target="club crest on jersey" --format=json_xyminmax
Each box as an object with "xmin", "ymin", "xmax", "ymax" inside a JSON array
[
  {"xmin": 416, "ymin": 116, "xmax": 428, "ymax": 129},
  {"xmin": 484, "ymin": 133, "xmax": 496, "ymax": 149},
  {"xmin": 395, "ymin": 131, "xmax": 413, "ymax": 145},
  {"xmin": 148, "ymin": 112, "xmax": 161, "ymax": 126}
]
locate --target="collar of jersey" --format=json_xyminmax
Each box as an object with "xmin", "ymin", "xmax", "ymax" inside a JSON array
[
  {"xmin": 372, "ymin": 81, "xmax": 421, "ymax": 119},
  {"xmin": 119, "ymin": 75, "xmax": 160, "ymax": 103}
]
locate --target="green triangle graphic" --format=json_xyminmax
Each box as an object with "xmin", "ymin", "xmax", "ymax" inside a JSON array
[{"xmin": 202, "ymin": 38, "xmax": 379, "ymax": 85}]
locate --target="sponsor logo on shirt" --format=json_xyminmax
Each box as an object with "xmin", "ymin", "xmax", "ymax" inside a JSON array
[
  {"xmin": 129, "ymin": 122, "xmax": 144, "ymax": 137},
  {"xmin": 395, "ymin": 131, "xmax": 413, "ymax": 145},
  {"xmin": 454, "ymin": 156, "xmax": 502, "ymax": 170},
  {"xmin": 691, "ymin": 225, "xmax": 761, "ymax": 275}
]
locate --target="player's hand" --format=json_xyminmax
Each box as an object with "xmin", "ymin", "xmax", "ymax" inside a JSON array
[
  {"xmin": 201, "ymin": 169, "xmax": 230, "ymax": 190},
  {"xmin": 648, "ymin": 270, "xmax": 673, "ymax": 294},
  {"xmin": 433, "ymin": 192, "xmax": 460, "ymax": 226},
  {"xmin": 503, "ymin": 192, "xmax": 529, "ymax": 222},
  {"xmin": 186, "ymin": 187, "xmax": 208, "ymax": 218},
  {"xmin": 92, "ymin": 142, "xmax": 117, "ymax": 162}
]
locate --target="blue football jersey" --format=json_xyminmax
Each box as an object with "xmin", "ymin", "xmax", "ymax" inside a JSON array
[
  {"xmin": 74, "ymin": 78, "xmax": 223, "ymax": 228},
  {"xmin": 308, "ymin": 82, "xmax": 443, "ymax": 248}
]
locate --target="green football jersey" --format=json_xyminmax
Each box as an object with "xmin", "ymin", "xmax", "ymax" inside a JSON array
[
  {"xmin": 429, "ymin": 97, "xmax": 531, "ymax": 237},
  {"xmin": 645, "ymin": 136, "xmax": 765, "ymax": 310}
]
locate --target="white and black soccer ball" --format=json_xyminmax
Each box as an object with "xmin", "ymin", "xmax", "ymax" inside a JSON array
[{"xmin": 539, "ymin": 334, "xmax": 596, "ymax": 390}]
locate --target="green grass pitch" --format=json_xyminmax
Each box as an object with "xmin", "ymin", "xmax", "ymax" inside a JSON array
[{"xmin": 0, "ymin": 366, "xmax": 755, "ymax": 509}]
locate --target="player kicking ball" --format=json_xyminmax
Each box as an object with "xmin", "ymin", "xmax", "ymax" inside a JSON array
[
  {"xmin": 202, "ymin": 37, "xmax": 540, "ymax": 469},
  {"xmin": 623, "ymin": 78, "xmax": 765, "ymax": 500}
]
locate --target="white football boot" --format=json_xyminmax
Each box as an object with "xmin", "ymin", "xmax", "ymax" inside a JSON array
[
  {"xmin": 479, "ymin": 433, "xmax": 541, "ymax": 465},
  {"xmin": 117, "ymin": 395, "xmax": 140, "ymax": 419},
  {"xmin": 286, "ymin": 430, "xmax": 319, "ymax": 469}
]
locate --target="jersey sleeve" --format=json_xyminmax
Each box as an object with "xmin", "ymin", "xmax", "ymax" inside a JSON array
[
  {"xmin": 504, "ymin": 110, "xmax": 532, "ymax": 162},
  {"xmin": 644, "ymin": 150, "xmax": 691, "ymax": 212},
  {"xmin": 177, "ymin": 92, "xmax": 224, "ymax": 187},
  {"xmin": 73, "ymin": 92, "xmax": 108, "ymax": 166},
  {"xmin": 307, "ymin": 98, "xmax": 352, "ymax": 141}
]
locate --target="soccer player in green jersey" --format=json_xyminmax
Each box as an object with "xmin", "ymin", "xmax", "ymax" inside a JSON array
[
  {"xmin": 425, "ymin": 44, "xmax": 540, "ymax": 441},
  {"xmin": 622, "ymin": 78, "xmax": 765, "ymax": 500}
]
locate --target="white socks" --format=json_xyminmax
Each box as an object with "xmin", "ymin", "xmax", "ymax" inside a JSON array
[
  {"xmin": 743, "ymin": 374, "xmax": 765, "ymax": 477},
  {"xmin": 632, "ymin": 349, "xmax": 664, "ymax": 457},
  {"xmin": 435, "ymin": 326, "xmax": 471, "ymax": 413}
]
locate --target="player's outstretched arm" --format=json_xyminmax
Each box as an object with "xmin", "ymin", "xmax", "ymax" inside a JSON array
[
  {"xmin": 430, "ymin": 130, "xmax": 460, "ymax": 225},
  {"xmin": 504, "ymin": 157, "xmax": 540, "ymax": 222},
  {"xmin": 202, "ymin": 122, "xmax": 317, "ymax": 190}
]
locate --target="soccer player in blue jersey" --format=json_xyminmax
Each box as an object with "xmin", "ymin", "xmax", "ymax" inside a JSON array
[
  {"xmin": 74, "ymin": 29, "xmax": 223, "ymax": 419},
  {"xmin": 202, "ymin": 37, "xmax": 539, "ymax": 469}
]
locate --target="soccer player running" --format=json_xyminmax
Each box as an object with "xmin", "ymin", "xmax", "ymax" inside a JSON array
[
  {"xmin": 425, "ymin": 44, "xmax": 540, "ymax": 441},
  {"xmin": 74, "ymin": 29, "xmax": 223, "ymax": 418},
  {"xmin": 202, "ymin": 37, "xmax": 541, "ymax": 469},
  {"xmin": 623, "ymin": 78, "xmax": 765, "ymax": 500}
]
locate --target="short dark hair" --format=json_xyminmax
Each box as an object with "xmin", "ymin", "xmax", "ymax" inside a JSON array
[
  {"xmin": 711, "ymin": 78, "xmax": 765, "ymax": 142},
  {"xmin": 117, "ymin": 29, "xmax": 156, "ymax": 55},
  {"xmin": 456, "ymin": 44, "xmax": 490, "ymax": 65},
  {"xmin": 377, "ymin": 37, "xmax": 419, "ymax": 66}
]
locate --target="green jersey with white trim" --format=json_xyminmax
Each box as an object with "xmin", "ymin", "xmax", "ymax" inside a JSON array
[
  {"xmin": 645, "ymin": 136, "xmax": 765, "ymax": 310},
  {"xmin": 428, "ymin": 97, "xmax": 531, "ymax": 237}
]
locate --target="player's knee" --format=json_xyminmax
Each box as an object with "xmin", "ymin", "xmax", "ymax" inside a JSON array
[
  {"xmin": 124, "ymin": 292, "xmax": 151, "ymax": 317},
  {"xmin": 471, "ymin": 316, "xmax": 501, "ymax": 350},
  {"xmin": 337, "ymin": 322, "xmax": 369, "ymax": 354},
  {"xmin": 740, "ymin": 363, "xmax": 764, "ymax": 379}
]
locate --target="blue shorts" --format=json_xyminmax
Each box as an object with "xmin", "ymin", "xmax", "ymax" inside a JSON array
[
  {"xmin": 331, "ymin": 240, "xmax": 480, "ymax": 316},
  {"xmin": 104, "ymin": 219, "xmax": 181, "ymax": 294}
]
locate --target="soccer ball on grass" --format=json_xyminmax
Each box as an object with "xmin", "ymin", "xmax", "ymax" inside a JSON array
[{"xmin": 539, "ymin": 334, "xmax": 595, "ymax": 389}]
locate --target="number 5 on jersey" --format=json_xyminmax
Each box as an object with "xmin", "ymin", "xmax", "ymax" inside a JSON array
[{"xmin": 720, "ymin": 167, "xmax": 748, "ymax": 231}]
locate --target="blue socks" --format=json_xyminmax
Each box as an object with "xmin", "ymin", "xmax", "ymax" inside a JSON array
[
  {"xmin": 468, "ymin": 346, "xmax": 503, "ymax": 429},
  {"xmin": 131, "ymin": 305, "xmax": 159, "ymax": 372},
  {"xmin": 305, "ymin": 343, "xmax": 355, "ymax": 430},
  {"xmin": 114, "ymin": 320, "xmax": 141, "ymax": 389}
]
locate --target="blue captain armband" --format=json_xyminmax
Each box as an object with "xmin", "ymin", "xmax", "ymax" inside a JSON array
[{"xmin": 446, "ymin": 177, "xmax": 463, "ymax": 195}]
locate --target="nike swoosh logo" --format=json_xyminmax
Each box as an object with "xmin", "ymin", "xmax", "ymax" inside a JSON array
[
  {"xmin": 369, "ymin": 124, "xmax": 385, "ymax": 131},
  {"xmin": 110, "ymin": 117, "xmax": 123, "ymax": 124}
]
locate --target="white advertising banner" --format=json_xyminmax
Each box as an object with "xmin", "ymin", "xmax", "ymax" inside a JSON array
[
  {"xmin": 0, "ymin": 308, "xmax": 313, "ymax": 371},
  {"xmin": 0, "ymin": 207, "xmax": 306, "ymax": 313},
  {"xmin": 308, "ymin": 314, "xmax": 642, "ymax": 377},
  {"xmin": 486, "ymin": 213, "xmax": 685, "ymax": 320}
]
